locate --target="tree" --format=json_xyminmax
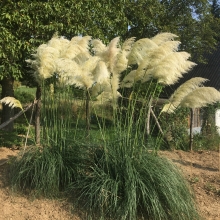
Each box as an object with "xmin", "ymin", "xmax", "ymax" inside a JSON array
[
  {"xmin": 0, "ymin": 0, "xmax": 129, "ymax": 130},
  {"xmin": 124, "ymin": 0, "xmax": 220, "ymax": 63}
]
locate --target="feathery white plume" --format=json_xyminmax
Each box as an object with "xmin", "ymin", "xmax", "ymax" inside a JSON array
[
  {"xmin": 113, "ymin": 50, "xmax": 128, "ymax": 75},
  {"xmin": 55, "ymin": 58, "xmax": 80, "ymax": 85},
  {"xmin": 151, "ymin": 33, "xmax": 178, "ymax": 45},
  {"xmin": 0, "ymin": 97, "xmax": 23, "ymax": 109},
  {"xmin": 161, "ymin": 77, "xmax": 209, "ymax": 113},
  {"xmin": 169, "ymin": 77, "xmax": 208, "ymax": 104},
  {"xmin": 96, "ymin": 91, "xmax": 122, "ymax": 105},
  {"xmin": 48, "ymin": 36, "xmax": 69, "ymax": 56},
  {"xmin": 93, "ymin": 61, "xmax": 110, "ymax": 84},
  {"xmin": 107, "ymin": 37, "xmax": 121, "ymax": 72},
  {"xmin": 128, "ymin": 38, "xmax": 158, "ymax": 65},
  {"xmin": 180, "ymin": 87, "xmax": 220, "ymax": 108},
  {"xmin": 121, "ymin": 70, "xmax": 137, "ymax": 88},
  {"xmin": 91, "ymin": 39, "xmax": 106, "ymax": 56},
  {"xmin": 122, "ymin": 37, "xmax": 136, "ymax": 57}
]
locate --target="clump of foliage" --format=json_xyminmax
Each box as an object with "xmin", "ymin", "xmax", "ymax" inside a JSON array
[
  {"xmin": 0, "ymin": 128, "xmax": 23, "ymax": 147},
  {"xmin": 160, "ymin": 107, "xmax": 190, "ymax": 150},
  {"xmin": 14, "ymin": 90, "xmax": 35, "ymax": 104},
  {"xmin": 71, "ymin": 141, "xmax": 200, "ymax": 220},
  {"xmin": 10, "ymin": 144, "xmax": 84, "ymax": 197},
  {"xmin": 9, "ymin": 32, "xmax": 206, "ymax": 219},
  {"xmin": 192, "ymin": 103, "xmax": 220, "ymax": 151}
]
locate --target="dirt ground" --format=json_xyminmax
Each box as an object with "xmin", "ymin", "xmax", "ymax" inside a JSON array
[{"xmin": 0, "ymin": 147, "xmax": 219, "ymax": 220}]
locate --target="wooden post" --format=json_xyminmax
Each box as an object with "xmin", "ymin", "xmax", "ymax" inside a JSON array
[
  {"xmin": 189, "ymin": 108, "xmax": 194, "ymax": 151},
  {"xmin": 145, "ymin": 98, "xmax": 152, "ymax": 138}
]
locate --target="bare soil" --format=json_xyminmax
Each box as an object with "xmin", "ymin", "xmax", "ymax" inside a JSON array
[{"xmin": 0, "ymin": 147, "xmax": 219, "ymax": 220}]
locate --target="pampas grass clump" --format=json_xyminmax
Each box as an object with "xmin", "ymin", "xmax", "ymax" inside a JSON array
[
  {"xmin": 71, "ymin": 142, "xmax": 200, "ymax": 220},
  {"xmin": 10, "ymin": 145, "xmax": 83, "ymax": 197},
  {"xmin": 12, "ymin": 32, "xmax": 203, "ymax": 219}
]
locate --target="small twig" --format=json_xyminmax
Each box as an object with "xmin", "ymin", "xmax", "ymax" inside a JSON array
[
  {"xmin": 150, "ymin": 108, "xmax": 164, "ymax": 136},
  {"xmin": 0, "ymin": 101, "xmax": 36, "ymax": 130}
]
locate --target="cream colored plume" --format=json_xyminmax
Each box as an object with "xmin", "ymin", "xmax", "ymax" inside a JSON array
[
  {"xmin": 27, "ymin": 43, "xmax": 61, "ymax": 80},
  {"xmin": 144, "ymin": 41, "xmax": 181, "ymax": 64},
  {"xmin": 146, "ymin": 52, "xmax": 196, "ymax": 85},
  {"xmin": 160, "ymin": 103, "xmax": 177, "ymax": 114},
  {"xmin": 47, "ymin": 36, "xmax": 70, "ymax": 57},
  {"xmin": 126, "ymin": 33, "xmax": 195, "ymax": 86},
  {"xmin": 55, "ymin": 58, "xmax": 80, "ymax": 85},
  {"xmin": 96, "ymin": 91, "xmax": 122, "ymax": 105},
  {"xmin": 79, "ymin": 56, "xmax": 100, "ymax": 89},
  {"xmin": 93, "ymin": 61, "xmax": 110, "ymax": 84},
  {"xmin": 91, "ymin": 37, "xmax": 122, "ymax": 105},
  {"xmin": 57, "ymin": 56, "xmax": 99, "ymax": 89},
  {"xmin": 161, "ymin": 77, "xmax": 210, "ymax": 113},
  {"xmin": 91, "ymin": 39, "xmax": 107, "ymax": 56},
  {"xmin": 180, "ymin": 87, "xmax": 220, "ymax": 108},
  {"xmin": 106, "ymin": 37, "xmax": 121, "ymax": 72},
  {"xmin": 77, "ymin": 36, "xmax": 92, "ymax": 49},
  {"xmin": 64, "ymin": 36, "xmax": 91, "ymax": 60},
  {"xmin": 169, "ymin": 77, "xmax": 208, "ymax": 104},
  {"xmin": 0, "ymin": 97, "xmax": 23, "ymax": 109},
  {"xmin": 110, "ymin": 70, "xmax": 120, "ymax": 107},
  {"xmin": 121, "ymin": 70, "xmax": 137, "ymax": 88},
  {"xmin": 128, "ymin": 38, "xmax": 158, "ymax": 65},
  {"xmin": 73, "ymin": 52, "xmax": 91, "ymax": 65},
  {"xmin": 90, "ymin": 81, "xmax": 111, "ymax": 97},
  {"xmin": 70, "ymin": 36, "xmax": 82, "ymax": 45},
  {"xmin": 81, "ymin": 56, "xmax": 100, "ymax": 74},
  {"xmin": 122, "ymin": 37, "xmax": 136, "ymax": 57},
  {"xmin": 113, "ymin": 50, "xmax": 128, "ymax": 75},
  {"xmin": 151, "ymin": 33, "xmax": 178, "ymax": 45}
]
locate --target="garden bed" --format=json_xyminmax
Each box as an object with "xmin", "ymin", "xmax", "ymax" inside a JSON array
[{"xmin": 0, "ymin": 147, "xmax": 219, "ymax": 220}]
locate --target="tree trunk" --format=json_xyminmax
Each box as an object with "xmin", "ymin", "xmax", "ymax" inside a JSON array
[
  {"xmin": 0, "ymin": 77, "xmax": 14, "ymax": 131},
  {"xmin": 35, "ymin": 84, "xmax": 41, "ymax": 145}
]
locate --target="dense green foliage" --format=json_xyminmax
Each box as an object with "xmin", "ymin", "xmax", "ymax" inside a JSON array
[
  {"xmin": 125, "ymin": 0, "xmax": 220, "ymax": 63},
  {"xmin": 10, "ymin": 145, "xmax": 84, "ymax": 197},
  {"xmin": 193, "ymin": 103, "xmax": 220, "ymax": 151},
  {"xmin": 160, "ymin": 107, "xmax": 190, "ymax": 150},
  {"xmin": 0, "ymin": 0, "xmax": 128, "ymax": 81}
]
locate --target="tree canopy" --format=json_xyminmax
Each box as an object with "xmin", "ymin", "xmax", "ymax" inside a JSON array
[
  {"xmin": 1, "ymin": 0, "xmax": 219, "ymax": 83},
  {"xmin": 0, "ymin": 0, "xmax": 129, "ymax": 81},
  {"xmin": 125, "ymin": 0, "xmax": 220, "ymax": 63}
]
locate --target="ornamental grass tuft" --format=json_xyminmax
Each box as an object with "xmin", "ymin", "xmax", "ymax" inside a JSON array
[
  {"xmin": 70, "ymin": 141, "xmax": 200, "ymax": 220},
  {"xmin": 10, "ymin": 145, "xmax": 83, "ymax": 197}
]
